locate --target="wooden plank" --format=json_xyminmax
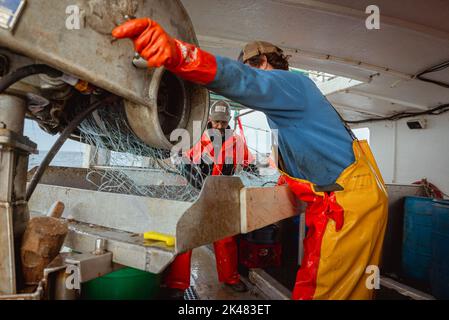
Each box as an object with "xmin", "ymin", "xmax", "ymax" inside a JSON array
[{"xmin": 240, "ymin": 186, "xmax": 300, "ymax": 234}]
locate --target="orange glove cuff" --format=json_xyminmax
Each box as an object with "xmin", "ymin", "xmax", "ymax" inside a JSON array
[
  {"xmin": 112, "ymin": 18, "xmax": 217, "ymax": 85},
  {"xmin": 167, "ymin": 39, "xmax": 218, "ymax": 85}
]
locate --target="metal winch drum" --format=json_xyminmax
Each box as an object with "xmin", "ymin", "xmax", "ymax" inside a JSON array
[{"xmin": 0, "ymin": 0, "xmax": 210, "ymax": 150}]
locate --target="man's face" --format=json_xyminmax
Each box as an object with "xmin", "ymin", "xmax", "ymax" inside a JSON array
[
  {"xmin": 210, "ymin": 120, "xmax": 229, "ymax": 136},
  {"xmin": 245, "ymin": 55, "xmax": 273, "ymax": 70}
]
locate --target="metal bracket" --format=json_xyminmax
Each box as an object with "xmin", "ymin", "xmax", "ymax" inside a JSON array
[
  {"xmin": 380, "ymin": 276, "xmax": 436, "ymax": 300},
  {"xmin": 0, "ymin": 128, "xmax": 37, "ymax": 154},
  {"xmin": 0, "ymin": 254, "xmax": 66, "ymax": 300},
  {"xmin": 64, "ymin": 251, "xmax": 119, "ymax": 284}
]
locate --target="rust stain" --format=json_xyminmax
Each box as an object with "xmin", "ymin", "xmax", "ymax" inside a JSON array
[{"xmin": 86, "ymin": 0, "xmax": 139, "ymax": 35}]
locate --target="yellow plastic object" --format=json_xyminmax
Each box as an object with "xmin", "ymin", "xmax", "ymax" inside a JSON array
[{"xmin": 144, "ymin": 231, "xmax": 175, "ymax": 247}]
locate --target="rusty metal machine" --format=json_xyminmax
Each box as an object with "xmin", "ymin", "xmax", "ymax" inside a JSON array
[
  {"xmin": 0, "ymin": 0, "xmax": 300, "ymax": 300},
  {"xmin": 0, "ymin": 0, "xmax": 209, "ymax": 150},
  {"xmin": 0, "ymin": 0, "xmax": 208, "ymax": 298}
]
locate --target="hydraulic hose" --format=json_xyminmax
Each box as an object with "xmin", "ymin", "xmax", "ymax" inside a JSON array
[
  {"xmin": 26, "ymin": 95, "xmax": 118, "ymax": 201},
  {"xmin": 0, "ymin": 64, "xmax": 62, "ymax": 94},
  {"xmin": 0, "ymin": 64, "xmax": 117, "ymax": 201}
]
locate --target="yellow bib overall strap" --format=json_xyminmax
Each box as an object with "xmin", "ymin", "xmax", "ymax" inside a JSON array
[{"xmin": 280, "ymin": 140, "xmax": 389, "ymax": 300}]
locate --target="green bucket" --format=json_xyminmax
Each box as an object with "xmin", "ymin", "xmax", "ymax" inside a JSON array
[{"xmin": 81, "ymin": 267, "xmax": 161, "ymax": 300}]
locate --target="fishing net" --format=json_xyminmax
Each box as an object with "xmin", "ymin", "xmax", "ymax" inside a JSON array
[{"xmin": 77, "ymin": 103, "xmax": 279, "ymax": 203}]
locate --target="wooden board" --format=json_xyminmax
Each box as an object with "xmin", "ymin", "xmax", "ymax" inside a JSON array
[{"xmin": 240, "ymin": 185, "xmax": 300, "ymax": 234}]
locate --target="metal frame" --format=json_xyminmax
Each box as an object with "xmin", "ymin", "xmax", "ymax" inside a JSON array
[
  {"xmin": 0, "ymin": 250, "xmax": 119, "ymax": 300},
  {"xmin": 27, "ymin": 170, "xmax": 301, "ymax": 275},
  {"xmin": 0, "ymin": 95, "xmax": 36, "ymax": 295},
  {"xmin": 248, "ymin": 269, "xmax": 291, "ymax": 300},
  {"xmin": 64, "ymin": 221, "xmax": 175, "ymax": 274},
  {"xmin": 380, "ymin": 277, "xmax": 435, "ymax": 300}
]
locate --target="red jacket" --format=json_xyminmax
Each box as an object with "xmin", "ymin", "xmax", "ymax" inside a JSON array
[{"xmin": 185, "ymin": 129, "xmax": 255, "ymax": 176}]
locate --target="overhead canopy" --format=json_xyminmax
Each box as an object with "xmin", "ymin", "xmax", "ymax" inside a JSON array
[{"xmin": 181, "ymin": 0, "xmax": 449, "ymax": 121}]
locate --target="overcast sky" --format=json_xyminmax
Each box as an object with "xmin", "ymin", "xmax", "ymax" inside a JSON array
[{"xmin": 24, "ymin": 120, "xmax": 86, "ymax": 152}]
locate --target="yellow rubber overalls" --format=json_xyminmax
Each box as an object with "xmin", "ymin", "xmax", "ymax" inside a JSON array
[{"xmin": 278, "ymin": 140, "xmax": 388, "ymax": 300}]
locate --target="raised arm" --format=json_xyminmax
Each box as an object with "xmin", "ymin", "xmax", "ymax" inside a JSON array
[
  {"xmin": 207, "ymin": 56, "xmax": 304, "ymax": 114},
  {"xmin": 112, "ymin": 18, "xmax": 303, "ymax": 115}
]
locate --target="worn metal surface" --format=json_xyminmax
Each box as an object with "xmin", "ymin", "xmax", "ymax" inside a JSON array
[
  {"xmin": 176, "ymin": 176, "xmax": 244, "ymax": 252},
  {"xmin": 28, "ymin": 183, "xmax": 191, "ymax": 235},
  {"xmin": 380, "ymin": 276, "xmax": 435, "ymax": 300},
  {"xmin": 0, "ymin": 0, "xmax": 196, "ymax": 107},
  {"xmin": 124, "ymin": 67, "xmax": 203, "ymax": 150},
  {"xmin": 0, "ymin": 253, "xmax": 68, "ymax": 300},
  {"xmin": 28, "ymin": 176, "xmax": 306, "ymax": 254},
  {"xmin": 0, "ymin": 281, "xmax": 44, "ymax": 300},
  {"xmin": 41, "ymin": 254, "xmax": 72, "ymax": 300},
  {"xmin": 0, "ymin": 95, "xmax": 25, "ymax": 132},
  {"xmin": 248, "ymin": 269, "xmax": 291, "ymax": 300},
  {"xmin": 27, "ymin": 166, "xmax": 97, "ymax": 191},
  {"xmin": 0, "ymin": 129, "xmax": 37, "ymax": 154},
  {"xmin": 63, "ymin": 220, "xmax": 175, "ymax": 274},
  {"xmin": 26, "ymin": 175, "xmax": 306, "ymax": 278},
  {"xmin": 52, "ymin": 270, "xmax": 79, "ymax": 300},
  {"xmin": 1, "ymin": 0, "xmax": 210, "ymax": 149},
  {"xmin": 0, "ymin": 95, "xmax": 33, "ymax": 295},
  {"xmin": 0, "ymin": 205, "xmax": 16, "ymax": 295},
  {"xmin": 27, "ymin": 166, "xmax": 187, "ymax": 191},
  {"xmin": 64, "ymin": 251, "xmax": 119, "ymax": 283},
  {"xmin": 124, "ymin": 70, "xmax": 210, "ymax": 149}
]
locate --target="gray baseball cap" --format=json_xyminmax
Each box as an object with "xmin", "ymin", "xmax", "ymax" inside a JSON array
[{"xmin": 210, "ymin": 100, "xmax": 231, "ymax": 122}]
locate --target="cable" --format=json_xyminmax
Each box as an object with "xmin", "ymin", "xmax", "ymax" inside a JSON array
[
  {"xmin": 346, "ymin": 103, "xmax": 449, "ymax": 124},
  {"xmin": 0, "ymin": 64, "xmax": 62, "ymax": 94},
  {"xmin": 345, "ymin": 61, "xmax": 449, "ymax": 124},
  {"xmin": 26, "ymin": 95, "xmax": 118, "ymax": 201},
  {"xmin": 262, "ymin": 181, "xmax": 278, "ymax": 187},
  {"xmin": 416, "ymin": 60, "xmax": 449, "ymax": 89}
]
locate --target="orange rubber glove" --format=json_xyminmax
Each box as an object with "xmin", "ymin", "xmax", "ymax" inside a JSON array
[{"xmin": 112, "ymin": 18, "xmax": 217, "ymax": 85}]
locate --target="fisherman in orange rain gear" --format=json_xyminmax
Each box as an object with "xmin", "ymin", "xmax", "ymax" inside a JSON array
[
  {"xmin": 113, "ymin": 18, "xmax": 388, "ymax": 300},
  {"xmin": 162, "ymin": 100, "xmax": 258, "ymax": 299}
]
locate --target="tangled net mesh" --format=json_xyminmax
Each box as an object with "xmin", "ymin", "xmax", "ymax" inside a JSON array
[{"xmin": 77, "ymin": 104, "xmax": 279, "ymax": 203}]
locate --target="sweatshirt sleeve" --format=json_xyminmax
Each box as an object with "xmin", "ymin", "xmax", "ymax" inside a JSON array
[{"xmin": 206, "ymin": 56, "xmax": 307, "ymax": 115}]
